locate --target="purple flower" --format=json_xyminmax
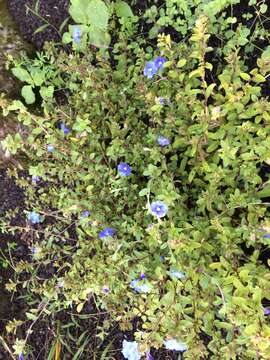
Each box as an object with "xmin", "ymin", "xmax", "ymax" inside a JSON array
[
  {"xmin": 262, "ymin": 233, "xmax": 270, "ymax": 239},
  {"xmin": 32, "ymin": 175, "xmax": 40, "ymax": 184},
  {"xmin": 28, "ymin": 211, "xmax": 40, "ymax": 224},
  {"xmin": 99, "ymin": 227, "xmax": 116, "ymax": 238},
  {"xmin": 19, "ymin": 354, "xmax": 24, "ymax": 360},
  {"xmin": 263, "ymin": 307, "xmax": 270, "ymax": 315},
  {"xmin": 72, "ymin": 26, "xmax": 81, "ymax": 44},
  {"xmin": 60, "ymin": 123, "xmax": 70, "ymax": 135},
  {"xmin": 146, "ymin": 351, "xmax": 153, "ymax": 360},
  {"xmin": 150, "ymin": 201, "xmax": 168, "ymax": 218},
  {"xmin": 31, "ymin": 246, "xmax": 40, "ymax": 255},
  {"xmin": 157, "ymin": 136, "xmax": 170, "ymax": 147},
  {"xmin": 80, "ymin": 210, "xmax": 90, "ymax": 218},
  {"xmin": 118, "ymin": 162, "xmax": 132, "ymax": 176},
  {"xmin": 143, "ymin": 61, "xmax": 158, "ymax": 79},
  {"xmin": 154, "ymin": 57, "xmax": 167, "ymax": 70},
  {"xmin": 140, "ymin": 273, "xmax": 146, "ymax": 280},
  {"xmin": 102, "ymin": 286, "xmax": 110, "ymax": 293},
  {"xmin": 47, "ymin": 144, "xmax": 54, "ymax": 152},
  {"xmin": 159, "ymin": 97, "xmax": 165, "ymax": 104}
]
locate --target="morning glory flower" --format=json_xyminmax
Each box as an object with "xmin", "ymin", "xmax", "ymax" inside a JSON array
[
  {"xmin": 99, "ymin": 227, "xmax": 116, "ymax": 238},
  {"xmin": 154, "ymin": 56, "xmax": 167, "ymax": 70},
  {"xmin": 143, "ymin": 61, "xmax": 158, "ymax": 79},
  {"xmin": 118, "ymin": 162, "xmax": 132, "ymax": 176},
  {"xmin": 122, "ymin": 340, "xmax": 141, "ymax": 360},
  {"xmin": 32, "ymin": 175, "xmax": 40, "ymax": 184},
  {"xmin": 130, "ymin": 279, "xmax": 151, "ymax": 293},
  {"xmin": 47, "ymin": 144, "xmax": 54, "ymax": 152},
  {"xmin": 60, "ymin": 122, "xmax": 71, "ymax": 135},
  {"xmin": 72, "ymin": 26, "xmax": 81, "ymax": 44},
  {"xmin": 28, "ymin": 211, "xmax": 40, "ymax": 224},
  {"xmin": 80, "ymin": 210, "xmax": 90, "ymax": 218},
  {"xmin": 157, "ymin": 136, "xmax": 170, "ymax": 147},
  {"xmin": 170, "ymin": 270, "xmax": 186, "ymax": 280},
  {"xmin": 150, "ymin": 201, "xmax": 168, "ymax": 218},
  {"xmin": 164, "ymin": 339, "xmax": 187, "ymax": 352}
]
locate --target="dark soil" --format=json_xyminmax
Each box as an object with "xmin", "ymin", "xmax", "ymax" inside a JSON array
[{"xmin": 7, "ymin": 0, "xmax": 70, "ymax": 49}]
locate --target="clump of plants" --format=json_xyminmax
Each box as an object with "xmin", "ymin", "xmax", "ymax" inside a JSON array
[{"xmin": 1, "ymin": 9, "xmax": 270, "ymax": 360}]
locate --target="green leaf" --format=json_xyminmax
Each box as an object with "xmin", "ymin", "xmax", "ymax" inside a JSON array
[
  {"xmin": 258, "ymin": 185, "xmax": 270, "ymax": 198},
  {"xmin": 260, "ymin": 4, "xmax": 267, "ymax": 14},
  {"xmin": 33, "ymin": 23, "xmax": 50, "ymax": 35},
  {"xmin": 31, "ymin": 69, "xmax": 45, "ymax": 86},
  {"xmin": 40, "ymin": 86, "xmax": 54, "ymax": 99},
  {"xmin": 21, "ymin": 85, "xmax": 35, "ymax": 104},
  {"xmin": 11, "ymin": 67, "xmax": 33, "ymax": 85},
  {"xmin": 69, "ymin": 0, "xmax": 90, "ymax": 24},
  {"xmin": 88, "ymin": 0, "xmax": 109, "ymax": 29},
  {"xmin": 88, "ymin": 27, "xmax": 111, "ymax": 47},
  {"xmin": 62, "ymin": 31, "xmax": 72, "ymax": 44},
  {"xmin": 206, "ymin": 83, "xmax": 216, "ymax": 98},
  {"xmin": 115, "ymin": 1, "xmax": 134, "ymax": 18}
]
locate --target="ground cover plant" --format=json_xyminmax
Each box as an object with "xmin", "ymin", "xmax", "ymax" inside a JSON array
[{"xmin": 1, "ymin": 1, "xmax": 270, "ymax": 359}]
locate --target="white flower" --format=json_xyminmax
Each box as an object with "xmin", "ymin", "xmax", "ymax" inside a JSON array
[
  {"xmin": 164, "ymin": 338, "xmax": 187, "ymax": 352},
  {"xmin": 122, "ymin": 340, "xmax": 141, "ymax": 360}
]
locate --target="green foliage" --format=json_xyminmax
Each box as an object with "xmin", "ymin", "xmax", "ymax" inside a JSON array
[
  {"xmin": 8, "ymin": 52, "xmax": 62, "ymax": 104},
  {"xmin": 1, "ymin": 10, "xmax": 270, "ymax": 360},
  {"xmin": 63, "ymin": 0, "xmax": 134, "ymax": 49}
]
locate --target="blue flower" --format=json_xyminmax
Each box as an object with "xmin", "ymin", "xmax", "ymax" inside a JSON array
[
  {"xmin": 157, "ymin": 136, "xmax": 170, "ymax": 147},
  {"xmin": 143, "ymin": 61, "xmax": 158, "ymax": 79},
  {"xmin": 31, "ymin": 246, "xmax": 41, "ymax": 255},
  {"xmin": 99, "ymin": 227, "xmax": 116, "ymax": 238},
  {"xmin": 72, "ymin": 26, "xmax": 81, "ymax": 44},
  {"xmin": 262, "ymin": 233, "xmax": 270, "ymax": 239},
  {"xmin": 146, "ymin": 351, "xmax": 153, "ymax": 360},
  {"xmin": 130, "ymin": 279, "xmax": 151, "ymax": 293},
  {"xmin": 154, "ymin": 57, "xmax": 167, "ymax": 70},
  {"xmin": 263, "ymin": 307, "xmax": 270, "ymax": 315},
  {"xmin": 170, "ymin": 270, "xmax": 186, "ymax": 280},
  {"xmin": 102, "ymin": 286, "xmax": 110, "ymax": 293},
  {"xmin": 122, "ymin": 340, "xmax": 141, "ymax": 360},
  {"xmin": 118, "ymin": 162, "xmax": 132, "ymax": 176},
  {"xmin": 19, "ymin": 354, "xmax": 24, "ymax": 360},
  {"xmin": 28, "ymin": 211, "xmax": 40, "ymax": 224},
  {"xmin": 80, "ymin": 210, "xmax": 90, "ymax": 218},
  {"xmin": 150, "ymin": 201, "xmax": 168, "ymax": 218},
  {"xmin": 159, "ymin": 97, "xmax": 165, "ymax": 104},
  {"xmin": 60, "ymin": 123, "xmax": 70, "ymax": 135},
  {"xmin": 164, "ymin": 339, "xmax": 187, "ymax": 352},
  {"xmin": 32, "ymin": 175, "xmax": 40, "ymax": 184},
  {"xmin": 140, "ymin": 273, "xmax": 146, "ymax": 280},
  {"xmin": 47, "ymin": 144, "xmax": 54, "ymax": 152}
]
